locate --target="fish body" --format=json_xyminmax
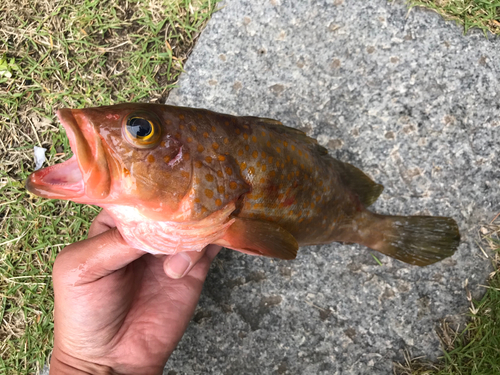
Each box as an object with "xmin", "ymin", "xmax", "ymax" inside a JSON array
[{"xmin": 27, "ymin": 104, "xmax": 460, "ymax": 266}]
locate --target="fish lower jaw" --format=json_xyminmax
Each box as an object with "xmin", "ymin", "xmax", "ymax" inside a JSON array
[{"xmin": 26, "ymin": 155, "xmax": 85, "ymax": 199}]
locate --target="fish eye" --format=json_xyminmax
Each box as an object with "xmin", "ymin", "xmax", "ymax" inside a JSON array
[{"xmin": 123, "ymin": 112, "xmax": 161, "ymax": 148}]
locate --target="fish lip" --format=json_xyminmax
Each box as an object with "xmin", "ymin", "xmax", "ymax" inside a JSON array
[{"xmin": 26, "ymin": 108, "xmax": 110, "ymax": 200}]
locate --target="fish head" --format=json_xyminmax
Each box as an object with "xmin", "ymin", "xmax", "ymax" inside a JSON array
[{"xmin": 26, "ymin": 104, "xmax": 191, "ymax": 219}]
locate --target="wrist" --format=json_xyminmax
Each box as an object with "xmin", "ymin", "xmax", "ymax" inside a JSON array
[{"xmin": 50, "ymin": 346, "xmax": 114, "ymax": 375}]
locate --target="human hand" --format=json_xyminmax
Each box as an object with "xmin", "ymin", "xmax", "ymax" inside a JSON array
[{"xmin": 49, "ymin": 210, "xmax": 221, "ymax": 375}]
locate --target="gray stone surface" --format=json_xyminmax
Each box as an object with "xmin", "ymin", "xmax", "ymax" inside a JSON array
[{"xmin": 164, "ymin": 0, "xmax": 499, "ymax": 374}]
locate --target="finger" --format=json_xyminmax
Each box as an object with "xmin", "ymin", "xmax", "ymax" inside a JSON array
[
  {"xmin": 88, "ymin": 209, "xmax": 117, "ymax": 238},
  {"xmin": 54, "ymin": 228, "xmax": 145, "ymax": 285},
  {"xmin": 163, "ymin": 245, "xmax": 221, "ymax": 279}
]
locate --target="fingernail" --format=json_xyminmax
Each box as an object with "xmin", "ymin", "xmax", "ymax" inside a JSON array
[{"xmin": 165, "ymin": 253, "xmax": 191, "ymax": 279}]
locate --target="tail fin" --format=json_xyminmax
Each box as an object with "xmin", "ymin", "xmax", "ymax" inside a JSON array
[{"xmin": 371, "ymin": 215, "xmax": 460, "ymax": 266}]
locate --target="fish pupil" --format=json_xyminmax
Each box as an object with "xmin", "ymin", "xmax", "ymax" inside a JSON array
[{"xmin": 128, "ymin": 117, "xmax": 152, "ymax": 138}]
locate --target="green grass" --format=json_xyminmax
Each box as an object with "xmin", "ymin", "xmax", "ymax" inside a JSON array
[
  {"xmin": 395, "ymin": 221, "xmax": 500, "ymax": 375},
  {"xmin": 407, "ymin": 0, "xmax": 500, "ymax": 35},
  {"xmin": 0, "ymin": 0, "xmax": 217, "ymax": 373}
]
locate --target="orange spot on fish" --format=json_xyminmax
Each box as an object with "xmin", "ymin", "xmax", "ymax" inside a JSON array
[
  {"xmin": 229, "ymin": 181, "xmax": 238, "ymax": 189},
  {"xmin": 194, "ymin": 160, "xmax": 202, "ymax": 168},
  {"xmin": 147, "ymin": 155, "xmax": 155, "ymax": 163},
  {"xmin": 183, "ymin": 153, "xmax": 190, "ymax": 161},
  {"xmin": 240, "ymin": 162, "xmax": 247, "ymax": 171},
  {"xmin": 316, "ymin": 196, "xmax": 321, "ymax": 202},
  {"xmin": 213, "ymin": 143, "xmax": 219, "ymax": 150},
  {"xmin": 238, "ymin": 149, "xmax": 244, "ymax": 156},
  {"xmin": 179, "ymin": 114, "xmax": 185, "ymax": 120},
  {"xmin": 206, "ymin": 174, "xmax": 214, "ymax": 182},
  {"xmin": 268, "ymin": 156, "xmax": 273, "ymax": 164},
  {"xmin": 217, "ymin": 170, "xmax": 223, "ymax": 178},
  {"xmin": 245, "ymin": 145, "xmax": 249, "ymax": 151},
  {"xmin": 235, "ymin": 128, "xmax": 241, "ymax": 135},
  {"xmin": 253, "ymin": 203, "xmax": 263, "ymax": 209},
  {"xmin": 252, "ymin": 151, "xmax": 258, "ymax": 159},
  {"xmin": 205, "ymin": 156, "xmax": 213, "ymax": 163},
  {"xmin": 283, "ymin": 141, "xmax": 288, "ymax": 147},
  {"xmin": 243, "ymin": 133, "xmax": 248, "ymax": 140},
  {"xmin": 197, "ymin": 144, "xmax": 205, "ymax": 152},
  {"xmin": 261, "ymin": 164, "xmax": 267, "ymax": 172},
  {"xmin": 161, "ymin": 141, "xmax": 166, "ymax": 147},
  {"xmin": 203, "ymin": 132, "xmax": 209, "ymax": 138},
  {"xmin": 123, "ymin": 168, "xmax": 130, "ymax": 176},
  {"xmin": 187, "ymin": 137, "xmax": 193, "ymax": 143},
  {"xmin": 205, "ymin": 189, "xmax": 214, "ymax": 198},
  {"xmin": 261, "ymin": 131, "xmax": 266, "ymax": 137},
  {"xmin": 195, "ymin": 198, "xmax": 200, "ymax": 203},
  {"xmin": 260, "ymin": 177, "xmax": 266, "ymax": 183},
  {"xmin": 224, "ymin": 137, "xmax": 229, "ymax": 144},
  {"xmin": 179, "ymin": 124, "xmax": 185, "ymax": 130},
  {"xmin": 276, "ymin": 161, "xmax": 280, "ymax": 168},
  {"xmin": 252, "ymin": 136, "xmax": 257, "ymax": 143},
  {"xmin": 181, "ymin": 171, "xmax": 189, "ymax": 178},
  {"xmin": 175, "ymin": 133, "xmax": 181, "ymax": 139},
  {"xmin": 293, "ymin": 159, "xmax": 297, "ymax": 165},
  {"xmin": 281, "ymin": 162, "xmax": 285, "ymax": 168},
  {"xmin": 267, "ymin": 141, "xmax": 271, "ymax": 147},
  {"xmin": 269, "ymin": 171, "xmax": 276, "ymax": 178},
  {"xmin": 311, "ymin": 202, "xmax": 315, "ymax": 209},
  {"xmin": 218, "ymin": 186, "xmax": 225, "ymax": 193},
  {"xmin": 190, "ymin": 125, "xmax": 197, "ymax": 132},
  {"xmin": 215, "ymin": 198, "xmax": 222, "ymax": 206},
  {"xmin": 276, "ymin": 147, "xmax": 281, "ymax": 153},
  {"xmin": 298, "ymin": 150, "xmax": 303, "ymax": 156},
  {"xmin": 224, "ymin": 121, "xmax": 229, "ymax": 126},
  {"xmin": 226, "ymin": 167, "xmax": 233, "ymax": 175},
  {"xmin": 291, "ymin": 145, "xmax": 295, "ymax": 151},
  {"xmin": 211, "ymin": 126, "xmax": 216, "ymax": 132},
  {"xmin": 248, "ymin": 166, "xmax": 255, "ymax": 175},
  {"xmin": 261, "ymin": 151, "xmax": 266, "ymax": 158}
]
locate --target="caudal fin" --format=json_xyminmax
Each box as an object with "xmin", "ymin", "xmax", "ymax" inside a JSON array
[{"xmin": 371, "ymin": 215, "xmax": 460, "ymax": 266}]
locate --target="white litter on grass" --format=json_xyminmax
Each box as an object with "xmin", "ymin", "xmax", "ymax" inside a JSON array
[{"xmin": 34, "ymin": 146, "xmax": 47, "ymax": 171}]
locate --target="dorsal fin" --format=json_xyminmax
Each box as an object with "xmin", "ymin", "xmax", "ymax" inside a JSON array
[
  {"xmin": 335, "ymin": 160, "xmax": 384, "ymax": 207},
  {"xmin": 247, "ymin": 117, "xmax": 329, "ymax": 155}
]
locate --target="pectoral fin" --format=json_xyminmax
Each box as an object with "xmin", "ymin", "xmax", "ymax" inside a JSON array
[{"xmin": 216, "ymin": 217, "xmax": 298, "ymax": 260}]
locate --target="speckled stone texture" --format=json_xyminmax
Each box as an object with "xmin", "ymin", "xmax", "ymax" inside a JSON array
[{"xmin": 164, "ymin": 0, "xmax": 499, "ymax": 374}]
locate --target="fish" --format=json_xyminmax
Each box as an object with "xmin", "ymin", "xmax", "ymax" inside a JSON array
[{"xmin": 26, "ymin": 103, "xmax": 460, "ymax": 266}]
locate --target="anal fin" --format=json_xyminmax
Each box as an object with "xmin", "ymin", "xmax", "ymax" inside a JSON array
[{"xmin": 215, "ymin": 217, "xmax": 298, "ymax": 260}]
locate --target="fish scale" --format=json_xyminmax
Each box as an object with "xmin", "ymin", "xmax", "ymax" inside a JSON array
[{"xmin": 26, "ymin": 103, "xmax": 460, "ymax": 266}]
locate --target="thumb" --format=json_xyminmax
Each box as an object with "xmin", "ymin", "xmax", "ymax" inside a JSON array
[{"xmin": 53, "ymin": 228, "xmax": 145, "ymax": 286}]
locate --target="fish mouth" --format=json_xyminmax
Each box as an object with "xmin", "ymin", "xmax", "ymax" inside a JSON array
[{"xmin": 26, "ymin": 108, "xmax": 111, "ymax": 200}]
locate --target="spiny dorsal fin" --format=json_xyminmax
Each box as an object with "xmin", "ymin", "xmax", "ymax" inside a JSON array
[{"xmin": 249, "ymin": 117, "xmax": 329, "ymax": 156}]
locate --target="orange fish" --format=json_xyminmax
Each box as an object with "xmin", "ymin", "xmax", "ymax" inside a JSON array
[{"xmin": 26, "ymin": 104, "xmax": 460, "ymax": 266}]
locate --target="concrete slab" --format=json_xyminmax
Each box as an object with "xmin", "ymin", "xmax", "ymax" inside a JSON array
[{"xmin": 165, "ymin": 0, "xmax": 499, "ymax": 373}]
